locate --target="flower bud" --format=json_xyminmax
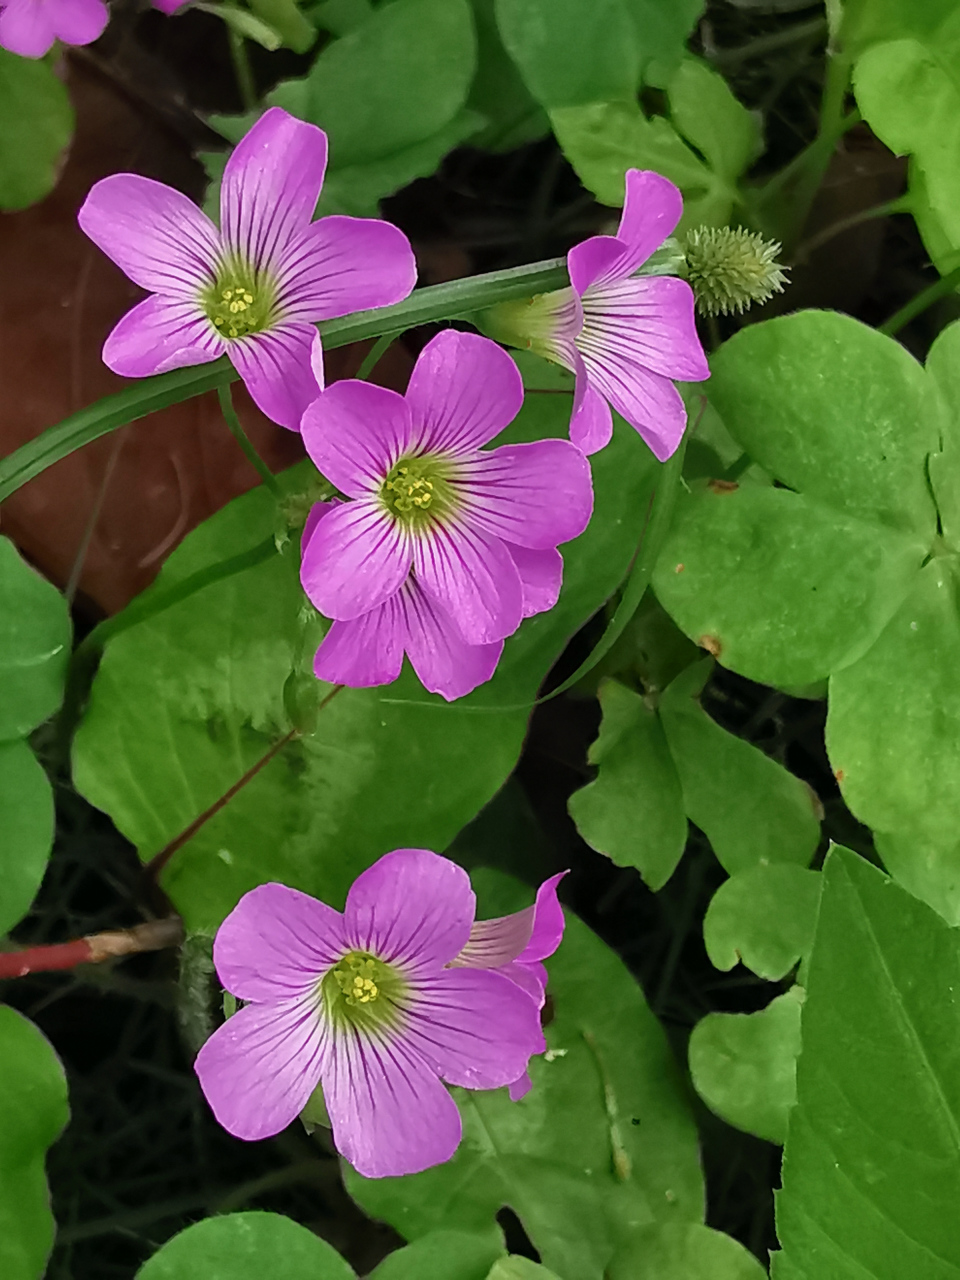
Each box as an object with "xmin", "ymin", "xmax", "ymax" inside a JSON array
[{"xmin": 680, "ymin": 225, "xmax": 788, "ymax": 317}]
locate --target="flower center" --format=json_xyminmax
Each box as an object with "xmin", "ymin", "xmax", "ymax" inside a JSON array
[
  {"xmin": 381, "ymin": 455, "xmax": 455, "ymax": 525},
  {"xmin": 321, "ymin": 951, "xmax": 406, "ymax": 1034},
  {"xmin": 201, "ymin": 265, "xmax": 277, "ymax": 340}
]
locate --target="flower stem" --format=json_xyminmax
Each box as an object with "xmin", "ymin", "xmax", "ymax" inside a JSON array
[
  {"xmin": 0, "ymin": 918, "xmax": 184, "ymax": 981},
  {"xmin": 228, "ymin": 28, "xmax": 257, "ymax": 114},
  {"xmin": 217, "ymin": 383, "xmax": 282, "ymax": 496},
  {"xmin": 878, "ymin": 264, "xmax": 960, "ymax": 337},
  {"xmin": 355, "ymin": 332, "xmax": 398, "ymax": 382}
]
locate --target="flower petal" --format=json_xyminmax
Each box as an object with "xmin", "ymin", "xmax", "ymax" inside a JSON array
[
  {"xmin": 413, "ymin": 520, "xmax": 523, "ymax": 645},
  {"xmin": 78, "ymin": 174, "xmax": 219, "ymax": 296},
  {"xmin": 344, "ymin": 847, "xmax": 475, "ymax": 970},
  {"xmin": 615, "ymin": 169, "xmax": 684, "ymax": 274},
  {"xmin": 228, "ymin": 322, "xmax": 323, "ymax": 430},
  {"xmin": 519, "ymin": 872, "xmax": 567, "ymax": 962},
  {"xmin": 300, "ymin": 380, "xmax": 413, "ymax": 497},
  {"xmin": 194, "ymin": 998, "xmax": 328, "ymax": 1141},
  {"xmin": 102, "ymin": 295, "xmax": 223, "ymax": 378},
  {"xmin": 398, "ymin": 581, "xmax": 504, "ymax": 701},
  {"xmin": 0, "ymin": 0, "xmax": 55, "ymax": 55},
  {"xmin": 213, "ymin": 883, "xmax": 348, "ymax": 1002},
  {"xmin": 569, "ymin": 377, "xmax": 613, "ymax": 455},
  {"xmin": 404, "ymin": 968, "xmax": 542, "ymax": 1089},
  {"xmin": 506, "ymin": 544, "xmax": 563, "ymax": 618},
  {"xmin": 47, "ymin": 0, "xmax": 107, "ymax": 45},
  {"xmin": 451, "ymin": 904, "xmax": 536, "ymax": 970},
  {"xmin": 509, "ymin": 1071, "xmax": 533, "ymax": 1102},
  {"xmin": 312, "ymin": 597, "xmax": 405, "ymax": 690},
  {"xmin": 567, "ymin": 234, "xmax": 626, "ymax": 298},
  {"xmin": 578, "ymin": 350, "xmax": 689, "ymax": 462},
  {"xmin": 406, "ymin": 331, "xmax": 524, "ymax": 454},
  {"xmin": 300, "ymin": 499, "xmax": 411, "ymax": 620},
  {"xmin": 276, "ymin": 216, "xmax": 417, "ymax": 321},
  {"xmin": 499, "ymin": 960, "xmax": 549, "ymax": 1007},
  {"xmin": 302, "ymin": 499, "xmax": 338, "ymax": 554},
  {"xmin": 321, "ymin": 1026, "xmax": 462, "ymax": 1178},
  {"xmin": 456, "ymin": 440, "xmax": 593, "ymax": 549},
  {"xmin": 580, "ymin": 275, "xmax": 709, "ymax": 382},
  {"xmin": 220, "ymin": 107, "xmax": 328, "ymax": 272}
]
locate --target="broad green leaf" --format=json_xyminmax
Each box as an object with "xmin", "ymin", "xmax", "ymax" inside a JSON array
[
  {"xmin": 73, "ymin": 407, "xmax": 657, "ymax": 932},
  {"xmin": 466, "ymin": 0, "xmax": 548, "ymax": 151},
  {"xmin": 706, "ymin": 311, "xmax": 940, "ymax": 539},
  {"xmin": 927, "ymin": 319, "xmax": 960, "ymax": 549},
  {"xmin": 568, "ymin": 680, "xmax": 687, "ymax": 890},
  {"xmin": 0, "ymin": 536, "xmax": 71, "ymax": 741},
  {"xmin": 0, "ymin": 1007, "xmax": 69, "ymax": 1280},
  {"xmin": 834, "ymin": 0, "xmax": 955, "ymax": 55},
  {"xmin": 773, "ymin": 846, "xmax": 960, "ymax": 1279},
  {"xmin": 0, "ymin": 50, "xmax": 73, "ymax": 211},
  {"xmin": 0, "ymin": 740, "xmax": 54, "ymax": 935},
  {"xmin": 487, "ymin": 1263, "xmax": 561, "ymax": 1280},
  {"xmin": 703, "ymin": 866, "xmax": 820, "ymax": 980},
  {"xmin": 346, "ymin": 907, "xmax": 703, "ymax": 1280},
  {"xmin": 608, "ymin": 1222, "xmax": 768, "ymax": 1279},
  {"xmin": 370, "ymin": 1229, "xmax": 504, "ymax": 1280},
  {"xmin": 666, "ymin": 57, "xmax": 760, "ymax": 181},
  {"xmin": 622, "ymin": 0, "xmax": 704, "ymax": 87},
  {"xmin": 652, "ymin": 485, "xmax": 925, "ymax": 688},
  {"xmin": 660, "ymin": 661, "xmax": 821, "ymax": 876},
  {"xmin": 135, "ymin": 1212, "xmax": 355, "ymax": 1278},
  {"xmin": 689, "ymin": 988, "xmax": 804, "ymax": 1146},
  {"xmin": 827, "ymin": 560, "xmax": 960, "ymax": 922}
]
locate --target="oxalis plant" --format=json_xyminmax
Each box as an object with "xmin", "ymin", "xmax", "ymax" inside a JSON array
[{"xmin": 2, "ymin": 0, "xmax": 960, "ymax": 1277}]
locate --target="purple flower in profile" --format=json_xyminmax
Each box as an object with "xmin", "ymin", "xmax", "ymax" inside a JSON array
[
  {"xmin": 194, "ymin": 849, "xmax": 553, "ymax": 1178},
  {"xmin": 490, "ymin": 169, "xmax": 709, "ymax": 460},
  {"xmin": 0, "ymin": 0, "xmax": 106, "ymax": 56},
  {"xmin": 77, "ymin": 107, "xmax": 416, "ymax": 430},
  {"xmin": 299, "ymin": 330, "xmax": 594, "ymax": 701}
]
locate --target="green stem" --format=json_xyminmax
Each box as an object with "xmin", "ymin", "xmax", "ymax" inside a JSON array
[
  {"xmin": 878, "ymin": 264, "xmax": 960, "ymax": 336},
  {"xmin": 228, "ymin": 28, "xmax": 257, "ymax": 113},
  {"xmin": 355, "ymin": 331, "xmax": 397, "ymax": 382},
  {"xmin": 0, "ymin": 258, "xmax": 568, "ymax": 505},
  {"xmin": 217, "ymin": 383, "xmax": 281, "ymax": 496},
  {"xmin": 794, "ymin": 194, "xmax": 911, "ymax": 263}
]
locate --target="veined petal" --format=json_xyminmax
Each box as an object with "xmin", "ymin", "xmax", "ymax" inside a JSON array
[
  {"xmin": 569, "ymin": 376, "xmax": 613, "ymax": 455},
  {"xmin": 509, "ymin": 1072, "xmax": 533, "ymax": 1102},
  {"xmin": 220, "ymin": 107, "xmax": 329, "ymax": 274},
  {"xmin": 398, "ymin": 581, "xmax": 503, "ymax": 701},
  {"xmin": 300, "ymin": 499, "xmax": 411, "ymax": 620},
  {"xmin": 321, "ymin": 1025, "xmax": 461, "ymax": 1178},
  {"xmin": 579, "ymin": 275, "xmax": 709, "ymax": 382},
  {"xmin": 568, "ymin": 235, "xmax": 627, "ymax": 298},
  {"xmin": 403, "ymin": 968, "xmax": 543, "ymax": 1090},
  {"xmin": 578, "ymin": 349, "xmax": 688, "ymax": 462},
  {"xmin": 312, "ymin": 597, "xmax": 406, "ymax": 691},
  {"xmin": 615, "ymin": 169, "xmax": 684, "ymax": 275},
  {"xmin": 506, "ymin": 544, "xmax": 563, "ymax": 618},
  {"xmin": 344, "ymin": 847, "xmax": 475, "ymax": 970},
  {"xmin": 498, "ymin": 960, "xmax": 548, "ymax": 1007},
  {"xmin": 228, "ymin": 322, "xmax": 322, "ymax": 431},
  {"xmin": 213, "ymin": 883, "xmax": 347, "ymax": 1002},
  {"xmin": 301, "ymin": 380, "xmax": 413, "ymax": 497},
  {"xmin": 519, "ymin": 872, "xmax": 567, "ymax": 962},
  {"xmin": 0, "ymin": 0, "xmax": 56, "ymax": 55},
  {"xmin": 194, "ymin": 997, "xmax": 328, "ymax": 1141},
  {"xmin": 413, "ymin": 520, "xmax": 523, "ymax": 645},
  {"xmin": 78, "ymin": 174, "xmax": 219, "ymax": 296},
  {"xmin": 456, "ymin": 440, "xmax": 593, "ymax": 550},
  {"xmin": 406, "ymin": 331, "xmax": 524, "ymax": 455},
  {"xmin": 102, "ymin": 295, "xmax": 224, "ymax": 378},
  {"xmin": 47, "ymin": 0, "xmax": 107, "ymax": 45},
  {"xmin": 302, "ymin": 499, "xmax": 338, "ymax": 554},
  {"xmin": 276, "ymin": 216, "xmax": 417, "ymax": 322},
  {"xmin": 451, "ymin": 903, "xmax": 536, "ymax": 969}
]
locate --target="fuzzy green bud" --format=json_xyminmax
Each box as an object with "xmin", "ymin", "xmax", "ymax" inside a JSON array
[{"xmin": 680, "ymin": 225, "xmax": 789, "ymax": 317}]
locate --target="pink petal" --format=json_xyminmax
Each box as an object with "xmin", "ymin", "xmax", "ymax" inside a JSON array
[
  {"xmin": 413, "ymin": 521, "xmax": 523, "ymax": 645},
  {"xmin": 509, "ymin": 1072, "xmax": 533, "ymax": 1102},
  {"xmin": 398, "ymin": 581, "xmax": 503, "ymax": 701},
  {"xmin": 78, "ymin": 175, "xmax": 219, "ymax": 296},
  {"xmin": 520, "ymin": 872, "xmax": 567, "ymax": 962},
  {"xmin": 614, "ymin": 169, "xmax": 684, "ymax": 275},
  {"xmin": 47, "ymin": 0, "xmax": 107, "ymax": 45},
  {"xmin": 506, "ymin": 544, "xmax": 563, "ymax": 618},
  {"xmin": 568, "ymin": 235, "xmax": 625, "ymax": 298},
  {"xmin": 194, "ymin": 998, "xmax": 328, "ymax": 1141},
  {"xmin": 451, "ymin": 904, "xmax": 537, "ymax": 970},
  {"xmin": 403, "ymin": 968, "xmax": 543, "ymax": 1090},
  {"xmin": 212, "ymin": 883, "xmax": 347, "ymax": 1002},
  {"xmin": 300, "ymin": 380, "xmax": 413, "ymax": 497},
  {"xmin": 406, "ymin": 331, "xmax": 524, "ymax": 455},
  {"xmin": 321, "ymin": 1026, "xmax": 462, "ymax": 1178},
  {"xmin": 276, "ymin": 216, "xmax": 417, "ymax": 322},
  {"xmin": 578, "ymin": 351, "xmax": 689, "ymax": 462},
  {"xmin": 580, "ymin": 275, "xmax": 709, "ymax": 382},
  {"xmin": 302, "ymin": 499, "xmax": 338, "ymax": 554},
  {"xmin": 220, "ymin": 107, "xmax": 328, "ymax": 273},
  {"xmin": 151, "ymin": 0, "xmax": 184, "ymax": 11},
  {"xmin": 312, "ymin": 597, "xmax": 405, "ymax": 690},
  {"xmin": 228, "ymin": 323, "xmax": 322, "ymax": 431},
  {"xmin": 456, "ymin": 440, "xmax": 593, "ymax": 550},
  {"xmin": 569, "ymin": 377, "xmax": 613, "ymax": 455},
  {"xmin": 498, "ymin": 960, "xmax": 548, "ymax": 1007},
  {"xmin": 102, "ymin": 295, "xmax": 224, "ymax": 378},
  {"xmin": 300, "ymin": 499, "xmax": 411, "ymax": 620},
  {"xmin": 344, "ymin": 847, "xmax": 475, "ymax": 971},
  {"xmin": 0, "ymin": 0, "xmax": 55, "ymax": 55}
]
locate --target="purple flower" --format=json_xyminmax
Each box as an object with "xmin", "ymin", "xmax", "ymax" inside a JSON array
[
  {"xmin": 495, "ymin": 170, "xmax": 709, "ymax": 460},
  {"xmin": 299, "ymin": 329, "xmax": 594, "ymax": 701},
  {"xmin": 0, "ymin": 0, "xmax": 106, "ymax": 56},
  {"xmin": 77, "ymin": 107, "xmax": 417, "ymax": 430},
  {"xmin": 194, "ymin": 849, "xmax": 554, "ymax": 1178},
  {"xmin": 150, "ymin": 0, "xmax": 183, "ymax": 11}
]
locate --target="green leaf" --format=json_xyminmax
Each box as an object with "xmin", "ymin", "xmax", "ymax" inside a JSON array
[
  {"xmin": 926, "ymin": 319, "xmax": 960, "ymax": 548},
  {"xmin": 135, "ymin": 1212, "xmax": 356, "ymax": 1278},
  {"xmin": 0, "ymin": 740, "xmax": 54, "ymax": 935},
  {"xmin": 0, "ymin": 50, "xmax": 73, "ymax": 211},
  {"xmin": 0, "ymin": 1007, "xmax": 69, "ymax": 1280},
  {"xmin": 835, "ymin": 0, "xmax": 956, "ymax": 55},
  {"xmin": 827, "ymin": 559, "xmax": 960, "ymax": 923},
  {"xmin": 689, "ymin": 988, "xmax": 804, "ymax": 1146},
  {"xmin": 465, "ymin": 0, "xmax": 548, "ymax": 151},
  {"xmin": 370, "ymin": 1230, "xmax": 504, "ymax": 1280},
  {"xmin": 659, "ymin": 660, "xmax": 821, "ymax": 876},
  {"xmin": 666, "ymin": 56, "xmax": 760, "ymax": 182},
  {"xmin": 703, "ymin": 866, "xmax": 821, "ymax": 980},
  {"xmin": 608, "ymin": 1222, "xmax": 768, "ymax": 1280},
  {"xmin": 346, "ymin": 906, "xmax": 703, "ymax": 1280},
  {"xmin": 622, "ymin": 0, "xmax": 704, "ymax": 88},
  {"xmin": 773, "ymin": 846, "xmax": 960, "ymax": 1279},
  {"xmin": 0, "ymin": 536, "xmax": 71, "ymax": 741},
  {"xmin": 568, "ymin": 679, "xmax": 687, "ymax": 890},
  {"xmin": 706, "ymin": 311, "xmax": 941, "ymax": 539},
  {"xmin": 487, "ymin": 1263, "xmax": 561, "ymax": 1280},
  {"xmin": 73, "ymin": 407, "xmax": 657, "ymax": 932}
]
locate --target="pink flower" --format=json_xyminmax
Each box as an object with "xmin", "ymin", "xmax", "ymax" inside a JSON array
[
  {"xmin": 299, "ymin": 330, "xmax": 594, "ymax": 701},
  {"xmin": 0, "ymin": 0, "xmax": 106, "ymax": 56},
  {"xmin": 194, "ymin": 850, "xmax": 563, "ymax": 1178},
  {"xmin": 77, "ymin": 107, "xmax": 416, "ymax": 430},
  {"xmin": 497, "ymin": 170, "xmax": 709, "ymax": 459}
]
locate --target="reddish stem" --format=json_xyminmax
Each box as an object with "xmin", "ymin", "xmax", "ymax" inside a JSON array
[{"xmin": 0, "ymin": 918, "xmax": 184, "ymax": 980}]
